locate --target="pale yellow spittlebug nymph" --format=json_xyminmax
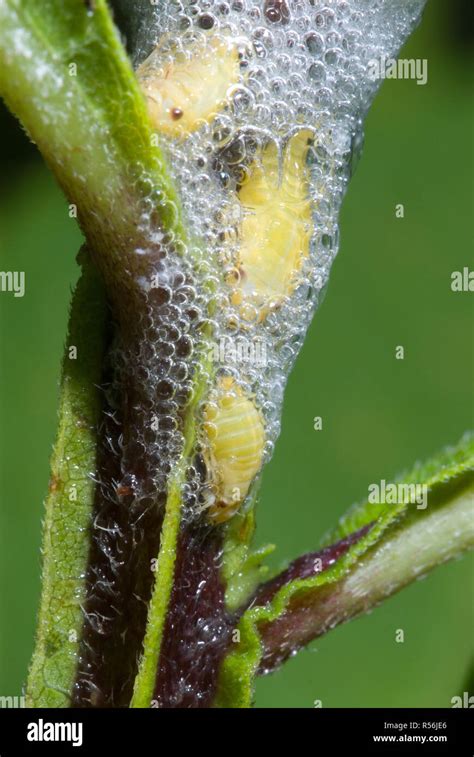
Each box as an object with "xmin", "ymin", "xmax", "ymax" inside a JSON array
[
  {"xmin": 229, "ymin": 129, "xmax": 313, "ymax": 322},
  {"xmin": 136, "ymin": 34, "xmax": 240, "ymax": 138},
  {"xmin": 202, "ymin": 376, "xmax": 265, "ymax": 524}
]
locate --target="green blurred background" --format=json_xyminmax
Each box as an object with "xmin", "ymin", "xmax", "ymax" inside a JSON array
[{"xmin": 0, "ymin": 0, "xmax": 472, "ymax": 708}]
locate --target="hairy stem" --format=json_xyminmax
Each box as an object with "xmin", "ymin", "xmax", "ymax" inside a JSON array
[{"xmin": 258, "ymin": 476, "xmax": 474, "ymax": 671}]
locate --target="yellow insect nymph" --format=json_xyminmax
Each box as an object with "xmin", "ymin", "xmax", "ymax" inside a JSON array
[
  {"xmin": 202, "ymin": 376, "xmax": 265, "ymax": 523},
  {"xmin": 137, "ymin": 34, "xmax": 240, "ymax": 138},
  {"xmin": 229, "ymin": 130, "xmax": 313, "ymax": 321}
]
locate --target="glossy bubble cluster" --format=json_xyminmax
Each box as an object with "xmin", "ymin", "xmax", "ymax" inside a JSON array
[{"xmin": 112, "ymin": 0, "xmax": 426, "ymax": 524}]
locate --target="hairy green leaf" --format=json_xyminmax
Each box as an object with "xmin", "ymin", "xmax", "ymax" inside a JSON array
[{"xmin": 26, "ymin": 254, "xmax": 107, "ymax": 707}]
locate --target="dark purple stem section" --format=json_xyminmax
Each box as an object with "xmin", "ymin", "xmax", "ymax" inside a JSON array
[
  {"xmin": 251, "ymin": 525, "xmax": 373, "ymax": 608},
  {"xmin": 153, "ymin": 523, "xmax": 237, "ymax": 708},
  {"xmin": 72, "ymin": 373, "xmax": 165, "ymax": 707},
  {"xmin": 153, "ymin": 525, "xmax": 373, "ymax": 703},
  {"xmin": 248, "ymin": 524, "xmax": 374, "ymax": 674}
]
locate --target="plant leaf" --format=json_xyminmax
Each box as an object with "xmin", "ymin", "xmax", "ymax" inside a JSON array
[{"xmin": 26, "ymin": 253, "xmax": 107, "ymax": 707}]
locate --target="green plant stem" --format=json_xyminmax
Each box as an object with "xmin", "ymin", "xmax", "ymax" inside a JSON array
[
  {"xmin": 0, "ymin": 0, "xmax": 210, "ymax": 706},
  {"xmin": 0, "ymin": 0, "xmax": 183, "ymax": 275},
  {"xmin": 216, "ymin": 435, "xmax": 474, "ymax": 706},
  {"xmin": 259, "ymin": 476, "xmax": 474, "ymax": 662}
]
